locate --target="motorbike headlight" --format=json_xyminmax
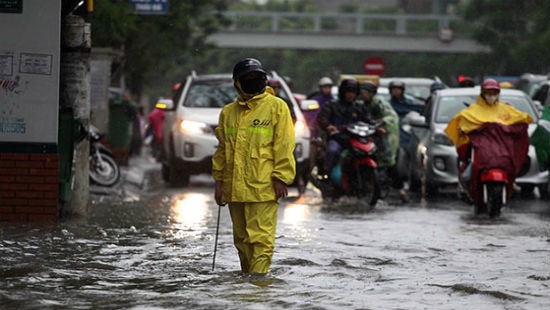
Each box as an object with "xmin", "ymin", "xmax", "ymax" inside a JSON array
[
  {"xmin": 432, "ymin": 132, "xmax": 453, "ymax": 146},
  {"xmin": 179, "ymin": 120, "xmax": 213, "ymax": 135}
]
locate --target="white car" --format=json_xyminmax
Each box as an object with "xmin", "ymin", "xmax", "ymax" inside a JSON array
[{"xmin": 158, "ymin": 71, "xmax": 312, "ymax": 187}]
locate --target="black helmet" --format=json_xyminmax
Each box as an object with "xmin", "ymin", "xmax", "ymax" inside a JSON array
[
  {"xmin": 360, "ymin": 81, "xmax": 378, "ymax": 94},
  {"xmin": 232, "ymin": 58, "xmax": 267, "ymax": 80},
  {"xmin": 389, "ymin": 80, "xmax": 405, "ymax": 91},
  {"xmin": 338, "ymin": 78, "xmax": 359, "ymax": 101},
  {"xmin": 430, "ymin": 82, "xmax": 446, "ymax": 93}
]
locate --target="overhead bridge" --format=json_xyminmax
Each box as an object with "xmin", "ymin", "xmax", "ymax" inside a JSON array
[{"xmin": 207, "ymin": 11, "xmax": 489, "ymax": 54}]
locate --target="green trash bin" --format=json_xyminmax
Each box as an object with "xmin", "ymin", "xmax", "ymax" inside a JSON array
[
  {"xmin": 108, "ymin": 98, "xmax": 133, "ymax": 165},
  {"xmin": 108, "ymin": 98, "xmax": 132, "ymax": 148}
]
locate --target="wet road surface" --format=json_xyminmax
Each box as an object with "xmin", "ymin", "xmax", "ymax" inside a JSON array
[{"xmin": 1, "ymin": 162, "xmax": 549, "ymax": 309}]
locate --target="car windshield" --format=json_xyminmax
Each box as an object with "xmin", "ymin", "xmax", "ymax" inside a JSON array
[
  {"xmin": 435, "ymin": 95, "xmax": 536, "ymax": 124},
  {"xmin": 183, "ymin": 79, "xmax": 237, "ymax": 108},
  {"xmin": 377, "ymin": 92, "xmax": 424, "ymax": 106},
  {"xmin": 406, "ymin": 85, "xmax": 430, "ymax": 100}
]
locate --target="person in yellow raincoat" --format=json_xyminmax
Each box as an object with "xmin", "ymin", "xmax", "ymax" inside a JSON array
[
  {"xmin": 212, "ymin": 58, "xmax": 296, "ymax": 275},
  {"xmin": 444, "ymin": 79, "xmax": 533, "ymax": 203}
]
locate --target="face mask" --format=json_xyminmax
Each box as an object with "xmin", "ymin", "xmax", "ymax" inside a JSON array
[
  {"xmin": 239, "ymin": 77, "xmax": 266, "ymax": 94},
  {"xmin": 485, "ymin": 95, "xmax": 498, "ymax": 104}
]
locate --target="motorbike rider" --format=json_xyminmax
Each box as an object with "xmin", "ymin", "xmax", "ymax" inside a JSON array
[
  {"xmin": 388, "ymin": 80, "xmax": 425, "ymax": 184},
  {"xmin": 147, "ymin": 101, "xmax": 166, "ymax": 161},
  {"xmin": 424, "ymin": 81, "xmax": 446, "ymax": 124},
  {"xmin": 359, "ymin": 81, "xmax": 408, "ymax": 203},
  {"xmin": 306, "ymin": 76, "xmax": 335, "ymax": 138},
  {"xmin": 316, "ymin": 78, "xmax": 369, "ymax": 177},
  {"xmin": 444, "ymin": 79, "xmax": 533, "ymax": 201}
]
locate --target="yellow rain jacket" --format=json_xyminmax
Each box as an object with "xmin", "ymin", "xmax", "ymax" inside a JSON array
[
  {"xmin": 444, "ymin": 96, "xmax": 533, "ymax": 148},
  {"xmin": 212, "ymin": 87, "xmax": 296, "ymax": 202}
]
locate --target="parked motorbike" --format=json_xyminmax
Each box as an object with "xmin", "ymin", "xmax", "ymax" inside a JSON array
[
  {"xmin": 88, "ymin": 124, "xmax": 120, "ymax": 187},
  {"xmin": 310, "ymin": 121, "xmax": 383, "ymax": 208},
  {"xmin": 457, "ymin": 123, "xmax": 529, "ymax": 218}
]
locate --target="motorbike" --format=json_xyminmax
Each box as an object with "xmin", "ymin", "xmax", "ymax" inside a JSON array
[
  {"xmin": 310, "ymin": 121, "xmax": 384, "ymax": 208},
  {"xmin": 88, "ymin": 124, "xmax": 121, "ymax": 187},
  {"xmin": 457, "ymin": 122, "xmax": 529, "ymax": 218},
  {"xmin": 396, "ymin": 111, "xmax": 420, "ymax": 184},
  {"xmin": 459, "ymin": 148, "xmax": 509, "ymax": 218}
]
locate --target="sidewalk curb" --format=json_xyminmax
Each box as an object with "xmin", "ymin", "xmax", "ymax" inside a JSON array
[{"xmin": 90, "ymin": 154, "xmax": 162, "ymax": 202}]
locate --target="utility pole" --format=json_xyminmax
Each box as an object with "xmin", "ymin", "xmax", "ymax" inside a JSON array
[{"xmin": 59, "ymin": 0, "xmax": 92, "ymax": 217}]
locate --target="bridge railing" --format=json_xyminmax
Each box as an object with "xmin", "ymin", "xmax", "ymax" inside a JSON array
[{"xmin": 219, "ymin": 11, "xmax": 473, "ymax": 38}]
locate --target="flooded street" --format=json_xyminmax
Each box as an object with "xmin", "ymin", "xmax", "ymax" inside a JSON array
[{"xmin": 1, "ymin": 172, "xmax": 549, "ymax": 309}]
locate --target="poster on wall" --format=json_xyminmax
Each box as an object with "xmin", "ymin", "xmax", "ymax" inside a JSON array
[{"xmin": 0, "ymin": 0, "xmax": 60, "ymax": 144}]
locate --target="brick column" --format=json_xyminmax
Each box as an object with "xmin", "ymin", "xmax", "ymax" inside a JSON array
[{"xmin": 0, "ymin": 152, "xmax": 59, "ymax": 221}]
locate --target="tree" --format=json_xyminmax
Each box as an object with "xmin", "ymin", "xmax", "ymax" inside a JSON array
[
  {"xmin": 460, "ymin": 0, "xmax": 550, "ymax": 74},
  {"xmin": 91, "ymin": 0, "xmax": 229, "ymax": 99}
]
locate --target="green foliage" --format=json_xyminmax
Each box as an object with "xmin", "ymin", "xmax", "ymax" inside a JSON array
[
  {"xmin": 91, "ymin": 0, "xmax": 229, "ymax": 99},
  {"xmin": 91, "ymin": 0, "xmax": 137, "ymax": 46},
  {"xmin": 339, "ymin": 4, "xmax": 357, "ymax": 14},
  {"xmin": 459, "ymin": 0, "xmax": 550, "ymax": 74}
]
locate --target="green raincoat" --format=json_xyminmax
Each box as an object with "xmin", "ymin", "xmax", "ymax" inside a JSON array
[
  {"xmin": 531, "ymin": 106, "xmax": 550, "ymax": 170},
  {"xmin": 366, "ymin": 95, "xmax": 399, "ymax": 167}
]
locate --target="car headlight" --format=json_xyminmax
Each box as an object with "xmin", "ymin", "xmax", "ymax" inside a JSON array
[
  {"xmin": 179, "ymin": 120, "xmax": 213, "ymax": 135},
  {"xmin": 432, "ymin": 132, "xmax": 453, "ymax": 146},
  {"xmin": 294, "ymin": 120, "xmax": 307, "ymax": 135}
]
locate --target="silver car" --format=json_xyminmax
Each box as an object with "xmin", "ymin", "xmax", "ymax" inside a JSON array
[
  {"xmin": 159, "ymin": 71, "xmax": 312, "ymax": 187},
  {"xmin": 408, "ymin": 87, "xmax": 548, "ymax": 197}
]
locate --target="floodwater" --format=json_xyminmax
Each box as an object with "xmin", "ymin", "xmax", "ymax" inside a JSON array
[{"xmin": 1, "ymin": 178, "xmax": 549, "ymax": 310}]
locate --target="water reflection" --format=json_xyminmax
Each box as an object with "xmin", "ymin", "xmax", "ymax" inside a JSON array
[
  {"xmin": 172, "ymin": 194, "xmax": 210, "ymax": 228},
  {"xmin": 281, "ymin": 203, "xmax": 310, "ymax": 225}
]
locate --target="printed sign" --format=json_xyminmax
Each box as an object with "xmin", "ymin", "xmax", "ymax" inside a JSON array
[
  {"xmin": 0, "ymin": 1, "xmax": 60, "ymax": 143},
  {"xmin": 0, "ymin": 0, "xmax": 22, "ymax": 13},
  {"xmin": 130, "ymin": 0, "xmax": 169, "ymax": 15}
]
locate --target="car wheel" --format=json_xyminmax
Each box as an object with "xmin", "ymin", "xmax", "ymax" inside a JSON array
[
  {"xmin": 520, "ymin": 184, "xmax": 535, "ymax": 198},
  {"xmin": 167, "ymin": 159, "xmax": 189, "ymax": 187},
  {"xmin": 167, "ymin": 144, "xmax": 189, "ymax": 187},
  {"xmin": 538, "ymin": 183, "xmax": 549, "ymax": 200},
  {"xmin": 161, "ymin": 162, "xmax": 169, "ymax": 181}
]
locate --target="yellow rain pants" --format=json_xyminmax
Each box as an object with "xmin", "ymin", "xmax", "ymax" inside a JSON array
[{"xmin": 228, "ymin": 201, "xmax": 278, "ymax": 274}]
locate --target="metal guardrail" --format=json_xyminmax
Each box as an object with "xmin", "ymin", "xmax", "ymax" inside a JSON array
[{"xmin": 220, "ymin": 11, "xmax": 469, "ymax": 37}]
